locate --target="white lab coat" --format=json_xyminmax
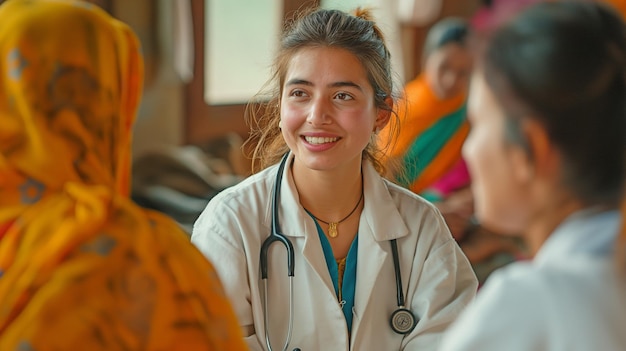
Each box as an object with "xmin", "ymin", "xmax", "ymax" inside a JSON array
[
  {"xmin": 192, "ymin": 154, "xmax": 477, "ymax": 351},
  {"xmin": 440, "ymin": 209, "xmax": 626, "ymax": 351}
]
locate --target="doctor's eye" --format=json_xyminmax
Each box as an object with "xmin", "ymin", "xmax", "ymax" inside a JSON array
[
  {"xmin": 289, "ymin": 89, "xmax": 308, "ymax": 98},
  {"xmin": 334, "ymin": 92, "xmax": 354, "ymax": 101}
]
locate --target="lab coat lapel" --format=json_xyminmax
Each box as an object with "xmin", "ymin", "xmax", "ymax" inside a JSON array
[
  {"xmin": 353, "ymin": 219, "xmax": 387, "ymax": 317},
  {"xmin": 352, "ymin": 162, "xmax": 409, "ymax": 337},
  {"xmin": 301, "ymin": 221, "xmax": 338, "ymax": 297}
]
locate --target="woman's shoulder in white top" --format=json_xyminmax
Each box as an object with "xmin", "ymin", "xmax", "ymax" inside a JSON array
[{"xmin": 440, "ymin": 209, "xmax": 626, "ymax": 351}]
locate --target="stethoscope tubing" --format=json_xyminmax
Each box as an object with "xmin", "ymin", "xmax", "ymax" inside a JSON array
[
  {"xmin": 390, "ymin": 239, "xmax": 405, "ymax": 308},
  {"xmin": 260, "ymin": 153, "xmax": 295, "ymax": 351},
  {"xmin": 260, "ymin": 152, "xmax": 417, "ymax": 350},
  {"xmin": 260, "ymin": 153, "xmax": 294, "ymax": 279},
  {"xmin": 263, "ymin": 278, "xmax": 294, "ymax": 351}
]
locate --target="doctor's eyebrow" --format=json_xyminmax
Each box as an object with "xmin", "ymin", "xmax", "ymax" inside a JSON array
[
  {"xmin": 330, "ymin": 81, "xmax": 363, "ymax": 91},
  {"xmin": 285, "ymin": 78, "xmax": 364, "ymax": 92}
]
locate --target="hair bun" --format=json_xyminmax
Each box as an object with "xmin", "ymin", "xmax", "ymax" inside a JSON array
[{"xmin": 353, "ymin": 7, "xmax": 374, "ymax": 21}]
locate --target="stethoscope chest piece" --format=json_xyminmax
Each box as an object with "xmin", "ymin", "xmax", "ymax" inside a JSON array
[
  {"xmin": 390, "ymin": 307, "xmax": 417, "ymax": 334},
  {"xmin": 389, "ymin": 239, "xmax": 418, "ymax": 335}
]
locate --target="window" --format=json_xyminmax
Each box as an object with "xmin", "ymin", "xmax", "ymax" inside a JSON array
[{"xmin": 205, "ymin": 0, "xmax": 282, "ymax": 105}]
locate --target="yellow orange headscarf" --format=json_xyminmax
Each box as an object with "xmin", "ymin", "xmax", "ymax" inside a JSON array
[{"xmin": 0, "ymin": 1, "xmax": 247, "ymax": 350}]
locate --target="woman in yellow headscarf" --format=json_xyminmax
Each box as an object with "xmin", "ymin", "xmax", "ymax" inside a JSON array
[{"xmin": 0, "ymin": 0, "xmax": 247, "ymax": 350}]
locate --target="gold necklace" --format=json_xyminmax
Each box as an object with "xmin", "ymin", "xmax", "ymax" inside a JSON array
[{"xmin": 305, "ymin": 190, "xmax": 364, "ymax": 238}]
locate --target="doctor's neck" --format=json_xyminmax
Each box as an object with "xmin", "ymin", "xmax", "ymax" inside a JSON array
[{"xmin": 291, "ymin": 159, "xmax": 364, "ymax": 218}]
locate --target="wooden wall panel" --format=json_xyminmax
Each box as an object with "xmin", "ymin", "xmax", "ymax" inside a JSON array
[{"xmin": 185, "ymin": 0, "xmax": 478, "ymax": 145}]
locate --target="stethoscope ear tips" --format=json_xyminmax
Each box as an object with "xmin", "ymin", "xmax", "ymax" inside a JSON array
[{"xmin": 390, "ymin": 308, "xmax": 418, "ymax": 335}]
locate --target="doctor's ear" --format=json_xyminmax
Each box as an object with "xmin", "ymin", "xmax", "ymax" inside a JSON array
[{"xmin": 375, "ymin": 96, "xmax": 393, "ymax": 131}]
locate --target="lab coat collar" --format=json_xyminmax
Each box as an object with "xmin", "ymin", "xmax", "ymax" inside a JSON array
[
  {"xmin": 360, "ymin": 160, "xmax": 411, "ymax": 242},
  {"xmin": 534, "ymin": 208, "xmax": 620, "ymax": 266}
]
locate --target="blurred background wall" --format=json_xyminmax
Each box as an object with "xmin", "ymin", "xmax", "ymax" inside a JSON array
[{"xmin": 72, "ymin": 0, "xmax": 484, "ymax": 162}]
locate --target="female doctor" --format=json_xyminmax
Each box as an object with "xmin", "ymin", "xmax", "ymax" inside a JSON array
[{"xmin": 191, "ymin": 7, "xmax": 477, "ymax": 351}]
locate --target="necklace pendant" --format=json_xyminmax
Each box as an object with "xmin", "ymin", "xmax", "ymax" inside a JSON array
[{"xmin": 328, "ymin": 222, "xmax": 338, "ymax": 238}]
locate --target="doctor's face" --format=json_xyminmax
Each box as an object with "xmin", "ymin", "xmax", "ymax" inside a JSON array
[
  {"xmin": 463, "ymin": 72, "xmax": 532, "ymax": 234},
  {"xmin": 279, "ymin": 46, "xmax": 388, "ymax": 173}
]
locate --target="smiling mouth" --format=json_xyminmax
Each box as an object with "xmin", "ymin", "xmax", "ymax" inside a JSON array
[{"xmin": 304, "ymin": 136, "xmax": 339, "ymax": 145}]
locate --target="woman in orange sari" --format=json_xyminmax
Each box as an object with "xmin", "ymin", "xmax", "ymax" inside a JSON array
[
  {"xmin": 381, "ymin": 18, "xmax": 472, "ymax": 200},
  {"xmin": 0, "ymin": 1, "xmax": 247, "ymax": 350},
  {"xmin": 381, "ymin": 18, "xmax": 525, "ymax": 283}
]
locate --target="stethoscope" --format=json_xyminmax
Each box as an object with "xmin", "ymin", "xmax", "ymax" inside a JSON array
[{"xmin": 260, "ymin": 153, "xmax": 418, "ymax": 351}]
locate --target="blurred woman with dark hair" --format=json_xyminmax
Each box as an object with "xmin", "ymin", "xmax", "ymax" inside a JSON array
[
  {"xmin": 380, "ymin": 17, "xmax": 524, "ymax": 284},
  {"xmin": 441, "ymin": 1, "xmax": 626, "ymax": 349}
]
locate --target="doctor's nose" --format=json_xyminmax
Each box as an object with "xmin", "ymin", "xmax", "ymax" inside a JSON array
[{"xmin": 306, "ymin": 97, "xmax": 331, "ymax": 125}]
